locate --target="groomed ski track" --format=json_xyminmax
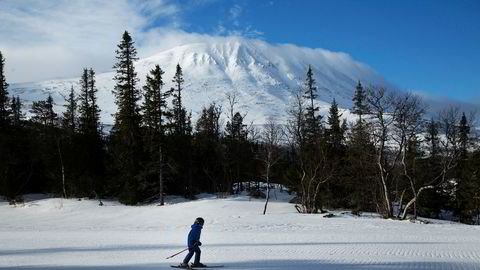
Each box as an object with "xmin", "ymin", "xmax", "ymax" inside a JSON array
[{"xmin": 1, "ymin": 191, "xmax": 480, "ymax": 270}]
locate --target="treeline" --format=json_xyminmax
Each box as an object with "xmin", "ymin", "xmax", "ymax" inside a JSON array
[{"xmin": 0, "ymin": 31, "xmax": 479, "ymax": 224}]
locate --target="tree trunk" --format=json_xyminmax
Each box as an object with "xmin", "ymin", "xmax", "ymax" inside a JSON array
[
  {"xmin": 159, "ymin": 144, "xmax": 164, "ymax": 206},
  {"xmin": 263, "ymin": 165, "xmax": 270, "ymax": 215},
  {"xmin": 401, "ymin": 185, "xmax": 434, "ymax": 219},
  {"xmin": 56, "ymin": 138, "xmax": 66, "ymax": 199}
]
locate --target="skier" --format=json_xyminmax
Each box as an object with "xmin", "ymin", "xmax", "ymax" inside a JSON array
[{"xmin": 179, "ymin": 217, "xmax": 206, "ymax": 268}]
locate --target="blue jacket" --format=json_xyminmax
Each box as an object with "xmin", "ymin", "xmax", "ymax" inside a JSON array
[{"xmin": 187, "ymin": 223, "xmax": 202, "ymax": 248}]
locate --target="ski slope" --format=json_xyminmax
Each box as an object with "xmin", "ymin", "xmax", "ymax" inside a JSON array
[{"xmin": 1, "ymin": 191, "xmax": 480, "ymax": 270}]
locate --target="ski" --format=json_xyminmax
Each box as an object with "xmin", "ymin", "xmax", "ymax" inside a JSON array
[{"xmin": 170, "ymin": 266, "xmax": 224, "ymax": 268}]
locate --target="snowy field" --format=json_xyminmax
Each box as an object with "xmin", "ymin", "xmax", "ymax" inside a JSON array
[{"xmin": 1, "ymin": 191, "xmax": 480, "ymax": 270}]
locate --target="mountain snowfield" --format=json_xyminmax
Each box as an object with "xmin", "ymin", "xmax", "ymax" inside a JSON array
[
  {"xmin": 10, "ymin": 37, "xmax": 387, "ymax": 125},
  {"xmin": 1, "ymin": 190, "xmax": 480, "ymax": 270}
]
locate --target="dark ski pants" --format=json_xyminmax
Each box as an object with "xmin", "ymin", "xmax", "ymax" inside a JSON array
[{"xmin": 183, "ymin": 246, "xmax": 201, "ymax": 264}]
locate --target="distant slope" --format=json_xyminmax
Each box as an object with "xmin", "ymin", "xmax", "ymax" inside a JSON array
[{"xmin": 11, "ymin": 37, "xmax": 386, "ymax": 125}]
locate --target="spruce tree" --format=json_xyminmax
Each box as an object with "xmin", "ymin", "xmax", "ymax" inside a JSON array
[
  {"xmin": 194, "ymin": 103, "xmax": 224, "ymax": 193},
  {"xmin": 459, "ymin": 113, "xmax": 470, "ymax": 160},
  {"xmin": 225, "ymin": 112, "xmax": 249, "ymax": 193},
  {"xmin": 62, "ymin": 86, "xmax": 77, "ymax": 134},
  {"xmin": 457, "ymin": 112, "xmax": 471, "ymax": 222},
  {"xmin": 425, "ymin": 118, "xmax": 439, "ymax": 159},
  {"xmin": 88, "ymin": 68, "xmax": 101, "ymax": 135},
  {"xmin": 111, "ymin": 31, "xmax": 143, "ymax": 204},
  {"xmin": 303, "ymin": 65, "xmax": 321, "ymax": 142},
  {"xmin": 0, "ymin": 51, "xmax": 10, "ymax": 127},
  {"xmin": 75, "ymin": 68, "xmax": 104, "ymax": 197},
  {"xmin": 31, "ymin": 94, "xmax": 57, "ymax": 128},
  {"xmin": 11, "ymin": 96, "xmax": 23, "ymax": 127},
  {"xmin": 167, "ymin": 63, "xmax": 193, "ymax": 197},
  {"xmin": 327, "ymin": 99, "xmax": 344, "ymax": 150},
  {"xmin": 113, "ymin": 31, "xmax": 141, "ymax": 132},
  {"xmin": 169, "ymin": 64, "xmax": 190, "ymax": 136},
  {"xmin": 352, "ymin": 81, "xmax": 368, "ymax": 122},
  {"xmin": 142, "ymin": 64, "xmax": 168, "ymax": 205},
  {"xmin": 78, "ymin": 69, "xmax": 90, "ymax": 135}
]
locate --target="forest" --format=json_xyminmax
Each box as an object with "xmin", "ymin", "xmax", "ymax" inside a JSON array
[{"xmin": 1, "ymin": 31, "xmax": 479, "ymax": 225}]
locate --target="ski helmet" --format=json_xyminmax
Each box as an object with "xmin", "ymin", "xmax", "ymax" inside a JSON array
[{"xmin": 195, "ymin": 217, "xmax": 205, "ymax": 225}]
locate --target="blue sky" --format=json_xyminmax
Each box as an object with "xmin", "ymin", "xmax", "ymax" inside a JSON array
[
  {"xmin": 176, "ymin": 0, "xmax": 480, "ymax": 103},
  {"xmin": 0, "ymin": 0, "xmax": 479, "ymax": 103}
]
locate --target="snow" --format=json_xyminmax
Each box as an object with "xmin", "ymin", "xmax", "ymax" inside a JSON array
[
  {"xmin": 10, "ymin": 37, "xmax": 385, "ymax": 126},
  {"xmin": 1, "ymin": 190, "xmax": 480, "ymax": 270}
]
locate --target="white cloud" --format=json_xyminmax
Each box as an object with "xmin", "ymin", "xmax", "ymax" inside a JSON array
[
  {"xmin": 0, "ymin": 0, "xmax": 181, "ymax": 83},
  {"xmin": 0, "ymin": 0, "xmax": 265, "ymax": 83},
  {"xmin": 229, "ymin": 4, "xmax": 243, "ymax": 20}
]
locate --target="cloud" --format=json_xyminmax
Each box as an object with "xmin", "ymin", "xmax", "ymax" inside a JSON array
[
  {"xmin": 229, "ymin": 4, "xmax": 243, "ymax": 19},
  {"xmin": 229, "ymin": 4, "xmax": 243, "ymax": 26},
  {"xmin": 0, "ymin": 0, "xmax": 265, "ymax": 83},
  {"xmin": 0, "ymin": 0, "xmax": 181, "ymax": 83}
]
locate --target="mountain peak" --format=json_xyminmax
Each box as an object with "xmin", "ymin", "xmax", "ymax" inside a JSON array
[{"xmin": 11, "ymin": 39, "xmax": 385, "ymax": 125}]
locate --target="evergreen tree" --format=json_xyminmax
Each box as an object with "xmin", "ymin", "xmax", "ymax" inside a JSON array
[
  {"xmin": 459, "ymin": 113, "xmax": 470, "ymax": 160},
  {"xmin": 346, "ymin": 85, "xmax": 376, "ymax": 213},
  {"xmin": 142, "ymin": 64, "xmax": 168, "ymax": 205},
  {"xmin": 11, "ymin": 96, "xmax": 23, "ymax": 127},
  {"xmin": 78, "ymin": 69, "xmax": 90, "ymax": 134},
  {"xmin": 111, "ymin": 31, "xmax": 143, "ymax": 204},
  {"xmin": 30, "ymin": 94, "xmax": 57, "ymax": 128},
  {"xmin": 78, "ymin": 68, "xmax": 101, "ymax": 136},
  {"xmin": 0, "ymin": 51, "xmax": 10, "ymax": 127},
  {"xmin": 425, "ymin": 118, "xmax": 439, "ymax": 159},
  {"xmin": 112, "ymin": 31, "xmax": 141, "ymax": 132},
  {"xmin": 225, "ymin": 112, "xmax": 248, "ymax": 141},
  {"xmin": 352, "ymin": 81, "xmax": 368, "ymax": 122},
  {"xmin": 88, "ymin": 68, "xmax": 101, "ymax": 135},
  {"xmin": 225, "ymin": 112, "xmax": 251, "ymax": 193},
  {"xmin": 457, "ymin": 112, "xmax": 471, "ymax": 222},
  {"xmin": 169, "ymin": 64, "xmax": 190, "ymax": 136},
  {"xmin": 326, "ymin": 99, "xmax": 344, "ymax": 151},
  {"xmin": 194, "ymin": 103, "xmax": 224, "ymax": 193},
  {"xmin": 166, "ymin": 63, "xmax": 193, "ymax": 197},
  {"xmin": 74, "ymin": 68, "xmax": 104, "ymax": 198},
  {"xmin": 302, "ymin": 65, "xmax": 322, "ymax": 142},
  {"xmin": 62, "ymin": 86, "xmax": 77, "ymax": 133}
]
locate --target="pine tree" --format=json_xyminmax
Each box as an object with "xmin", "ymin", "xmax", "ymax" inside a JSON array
[
  {"xmin": 142, "ymin": 64, "xmax": 168, "ymax": 205},
  {"xmin": 111, "ymin": 31, "xmax": 143, "ymax": 204},
  {"xmin": 327, "ymin": 99, "xmax": 344, "ymax": 150},
  {"xmin": 352, "ymin": 81, "xmax": 368, "ymax": 122},
  {"xmin": 30, "ymin": 94, "xmax": 57, "ymax": 128},
  {"xmin": 10, "ymin": 96, "xmax": 23, "ymax": 127},
  {"xmin": 166, "ymin": 63, "xmax": 194, "ymax": 197},
  {"xmin": 88, "ymin": 68, "xmax": 101, "ymax": 135},
  {"xmin": 425, "ymin": 118, "xmax": 439, "ymax": 159},
  {"xmin": 62, "ymin": 86, "xmax": 77, "ymax": 133},
  {"xmin": 459, "ymin": 112, "xmax": 470, "ymax": 160},
  {"xmin": 457, "ymin": 112, "xmax": 471, "ymax": 222},
  {"xmin": 113, "ymin": 31, "xmax": 141, "ymax": 132},
  {"xmin": 194, "ymin": 103, "xmax": 224, "ymax": 193},
  {"xmin": 169, "ymin": 64, "xmax": 190, "ymax": 136},
  {"xmin": 0, "ymin": 51, "xmax": 10, "ymax": 127},
  {"xmin": 225, "ymin": 111, "xmax": 249, "ymax": 193},
  {"xmin": 303, "ymin": 65, "xmax": 322, "ymax": 143},
  {"xmin": 78, "ymin": 69, "xmax": 90, "ymax": 134}
]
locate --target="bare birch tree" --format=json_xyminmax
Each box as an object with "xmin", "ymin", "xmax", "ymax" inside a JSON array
[{"xmin": 259, "ymin": 118, "xmax": 283, "ymax": 215}]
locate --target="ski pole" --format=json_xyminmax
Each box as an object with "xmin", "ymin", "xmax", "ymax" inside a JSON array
[
  {"xmin": 166, "ymin": 242, "xmax": 198, "ymax": 259},
  {"xmin": 166, "ymin": 247, "xmax": 189, "ymax": 259}
]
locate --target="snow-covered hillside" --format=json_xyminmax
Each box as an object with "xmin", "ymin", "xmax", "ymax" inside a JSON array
[
  {"xmin": 1, "ymin": 192, "xmax": 480, "ymax": 269},
  {"xmin": 10, "ymin": 37, "xmax": 386, "ymax": 125}
]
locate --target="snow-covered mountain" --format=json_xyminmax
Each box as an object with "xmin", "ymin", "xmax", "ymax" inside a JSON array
[{"xmin": 10, "ymin": 37, "xmax": 387, "ymax": 125}]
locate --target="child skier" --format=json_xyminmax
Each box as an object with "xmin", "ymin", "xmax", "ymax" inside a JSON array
[{"xmin": 179, "ymin": 217, "xmax": 206, "ymax": 268}]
